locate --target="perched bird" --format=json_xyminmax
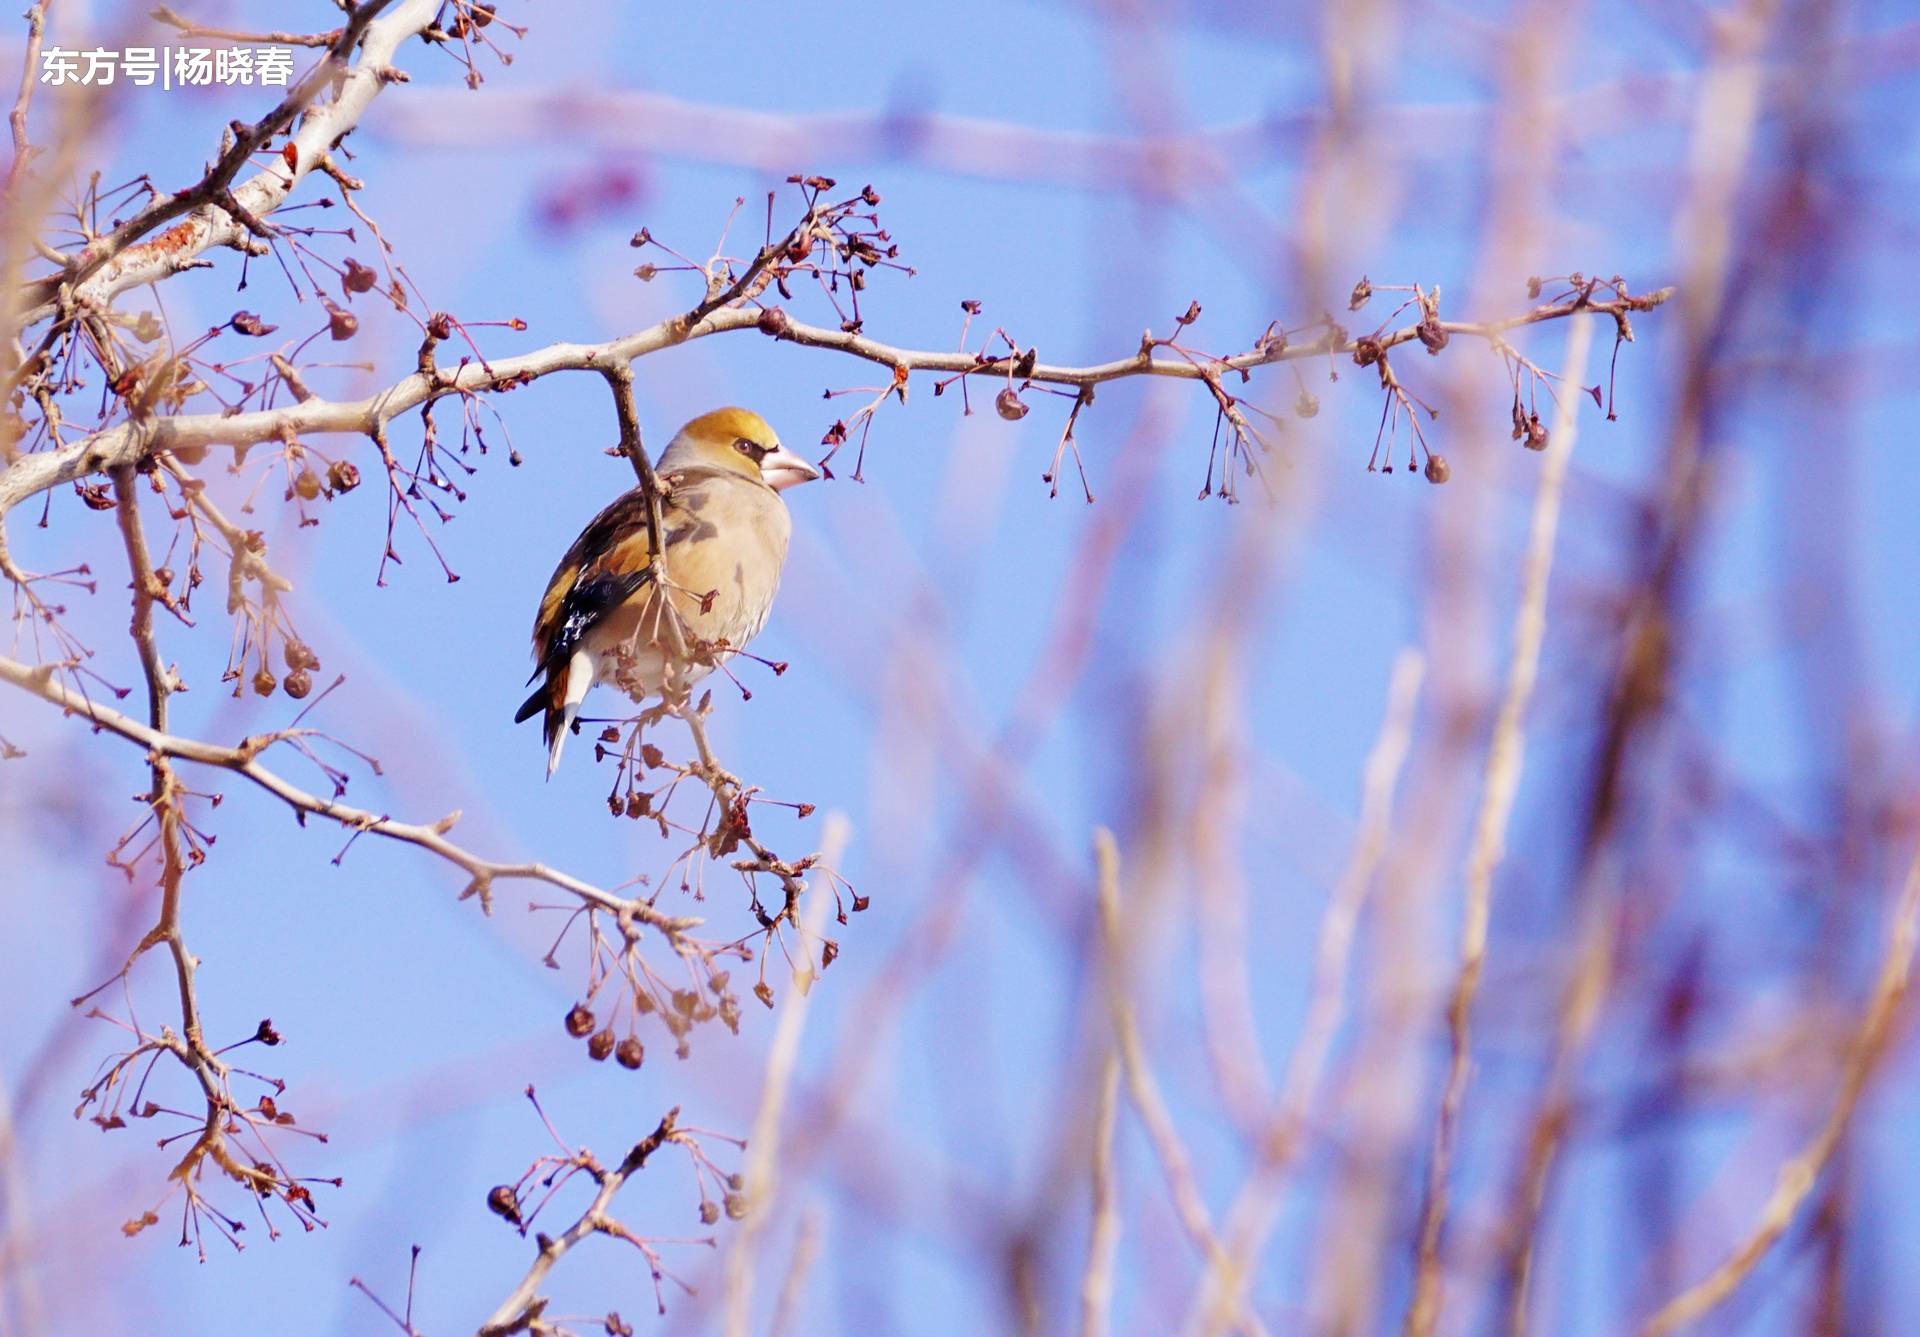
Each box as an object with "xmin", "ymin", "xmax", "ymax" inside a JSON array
[{"xmin": 515, "ymin": 407, "xmax": 820, "ymax": 775}]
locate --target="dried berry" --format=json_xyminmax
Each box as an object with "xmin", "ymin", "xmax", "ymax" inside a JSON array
[
  {"xmin": 995, "ymin": 387, "xmax": 1028, "ymax": 421},
  {"xmin": 1351, "ymin": 337, "xmax": 1381, "ymax": 369},
  {"xmin": 251, "ymin": 667, "xmax": 277, "ymax": 697},
  {"xmin": 1525, "ymin": 414, "xmax": 1549, "ymax": 451},
  {"xmin": 1417, "ymin": 316, "xmax": 1449, "ymax": 354},
  {"xmin": 723, "ymin": 1191, "xmax": 748, "ymax": 1220},
  {"xmin": 615, "ymin": 1036, "xmax": 644, "ymax": 1069},
  {"xmin": 487, "ymin": 1184, "xmax": 522, "ymax": 1225},
  {"xmin": 1294, "ymin": 391, "xmax": 1320, "ymax": 419},
  {"xmin": 587, "ymin": 1029, "xmax": 615, "ymax": 1061},
  {"xmin": 699, "ymin": 1199, "xmax": 720, "ymax": 1225},
  {"xmin": 756, "ymin": 306, "xmax": 790, "ymax": 337},
  {"xmin": 342, "ymin": 258, "xmax": 377, "ymax": 294},
  {"xmin": 231, "ymin": 311, "xmax": 277, "ymax": 337},
  {"xmin": 327, "ymin": 307, "xmax": 358, "ymax": 341},
  {"xmin": 327, "ymin": 459, "xmax": 361, "ymax": 493},
  {"xmin": 564, "ymin": 1004, "xmax": 595, "ymax": 1038},
  {"xmin": 293, "ymin": 468, "xmax": 321, "ymax": 501},
  {"xmin": 1349, "ymin": 276, "xmax": 1373, "ymax": 310},
  {"xmin": 1424, "ymin": 453, "xmax": 1451, "ymax": 484},
  {"xmin": 283, "ymin": 668, "xmax": 312, "ymax": 699}
]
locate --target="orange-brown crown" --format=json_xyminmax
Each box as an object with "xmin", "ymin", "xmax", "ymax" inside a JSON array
[{"xmin": 657, "ymin": 407, "xmax": 780, "ymax": 480}]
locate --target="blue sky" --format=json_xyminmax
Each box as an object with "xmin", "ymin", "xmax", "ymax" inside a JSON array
[{"xmin": 3, "ymin": 1, "xmax": 1918, "ymax": 1334}]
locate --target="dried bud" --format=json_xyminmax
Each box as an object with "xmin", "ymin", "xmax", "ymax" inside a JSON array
[
  {"xmin": 342, "ymin": 258, "xmax": 377, "ymax": 294},
  {"xmin": 327, "ymin": 459, "xmax": 361, "ymax": 492},
  {"xmin": 995, "ymin": 387, "xmax": 1028, "ymax": 421},
  {"xmin": 283, "ymin": 668, "xmax": 312, "ymax": 699},
  {"xmin": 231, "ymin": 311, "xmax": 277, "ymax": 337},
  {"xmin": 251, "ymin": 667, "xmax": 277, "ymax": 697},
  {"xmin": 1417, "ymin": 317, "xmax": 1449, "ymax": 354},
  {"xmin": 587, "ymin": 1029, "xmax": 616, "ymax": 1061},
  {"xmin": 564, "ymin": 1003, "xmax": 595, "ymax": 1038},
  {"xmin": 487, "ymin": 1184, "xmax": 522, "ymax": 1225},
  {"xmin": 615, "ymin": 1036, "xmax": 644, "ymax": 1070},
  {"xmin": 1424, "ymin": 453, "xmax": 1451, "ymax": 484},
  {"xmin": 756, "ymin": 306, "xmax": 790, "ymax": 337},
  {"xmin": 1349, "ymin": 276, "xmax": 1373, "ymax": 311},
  {"xmin": 1294, "ymin": 391, "xmax": 1320, "ymax": 419},
  {"xmin": 327, "ymin": 307, "xmax": 358, "ymax": 341},
  {"xmin": 293, "ymin": 468, "xmax": 321, "ymax": 501}
]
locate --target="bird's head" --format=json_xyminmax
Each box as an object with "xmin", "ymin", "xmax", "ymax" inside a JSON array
[{"xmin": 657, "ymin": 407, "xmax": 822, "ymax": 492}]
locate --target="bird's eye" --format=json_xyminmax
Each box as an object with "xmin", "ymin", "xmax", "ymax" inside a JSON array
[{"xmin": 734, "ymin": 437, "xmax": 767, "ymax": 461}]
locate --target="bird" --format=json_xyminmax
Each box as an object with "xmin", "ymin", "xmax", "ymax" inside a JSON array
[{"xmin": 515, "ymin": 407, "xmax": 820, "ymax": 775}]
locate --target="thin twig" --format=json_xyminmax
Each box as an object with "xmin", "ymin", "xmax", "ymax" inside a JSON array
[
  {"xmin": 477, "ymin": 1110, "xmax": 681, "ymax": 1336},
  {"xmin": 1191, "ymin": 649, "xmax": 1426, "ymax": 1337},
  {"xmin": 1078, "ymin": 1049, "xmax": 1123, "ymax": 1337},
  {"xmin": 1635, "ymin": 835, "xmax": 1920, "ymax": 1337},
  {"xmin": 1403, "ymin": 313, "xmax": 1594, "ymax": 1337},
  {"xmin": 722, "ymin": 814, "xmax": 850, "ymax": 1337},
  {"xmin": 1094, "ymin": 828, "xmax": 1270, "ymax": 1337},
  {"xmin": 0, "ymin": 650, "xmax": 701, "ymax": 942}
]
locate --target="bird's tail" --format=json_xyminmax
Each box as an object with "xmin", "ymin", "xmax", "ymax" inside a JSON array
[{"xmin": 513, "ymin": 647, "xmax": 598, "ymax": 778}]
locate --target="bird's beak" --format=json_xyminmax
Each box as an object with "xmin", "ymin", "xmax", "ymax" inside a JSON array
[{"xmin": 761, "ymin": 442, "xmax": 823, "ymax": 492}]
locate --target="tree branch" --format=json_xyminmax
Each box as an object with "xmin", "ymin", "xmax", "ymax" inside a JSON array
[
  {"xmin": 478, "ymin": 1108, "xmax": 680, "ymax": 1336},
  {"xmin": 14, "ymin": 0, "xmax": 440, "ymax": 329},
  {"xmin": 0, "ymin": 284, "xmax": 1674, "ymax": 527},
  {"xmin": 0, "ymin": 650, "xmax": 702, "ymax": 944}
]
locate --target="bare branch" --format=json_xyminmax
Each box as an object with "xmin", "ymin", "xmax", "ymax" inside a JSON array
[
  {"xmin": 0, "ymin": 650, "xmax": 702, "ymax": 942},
  {"xmin": 1637, "ymin": 836, "xmax": 1920, "ymax": 1336},
  {"xmin": 478, "ymin": 1108, "xmax": 681, "ymax": 1336},
  {"xmin": 0, "ymin": 285, "xmax": 1673, "ymax": 528}
]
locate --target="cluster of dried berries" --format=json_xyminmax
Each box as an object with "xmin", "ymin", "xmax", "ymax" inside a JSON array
[{"xmin": 563, "ymin": 1002, "xmax": 646, "ymax": 1070}]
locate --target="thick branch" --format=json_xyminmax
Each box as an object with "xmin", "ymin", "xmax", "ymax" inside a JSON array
[{"xmin": 14, "ymin": 0, "xmax": 440, "ymax": 328}]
